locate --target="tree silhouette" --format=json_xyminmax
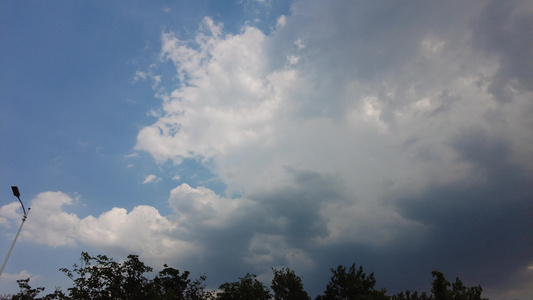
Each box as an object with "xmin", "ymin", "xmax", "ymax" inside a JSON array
[
  {"xmin": 431, "ymin": 271, "xmax": 487, "ymax": 300},
  {"xmin": 1, "ymin": 252, "xmax": 490, "ymax": 300},
  {"xmin": 150, "ymin": 264, "xmax": 214, "ymax": 300},
  {"xmin": 59, "ymin": 252, "xmax": 152, "ymax": 299},
  {"xmin": 317, "ymin": 263, "xmax": 388, "ymax": 300},
  {"xmin": 217, "ymin": 273, "xmax": 271, "ymax": 300},
  {"xmin": 392, "ymin": 290, "xmax": 431, "ymax": 300},
  {"xmin": 6, "ymin": 278, "xmax": 65, "ymax": 300},
  {"xmin": 271, "ymin": 267, "xmax": 310, "ymax": 300}
]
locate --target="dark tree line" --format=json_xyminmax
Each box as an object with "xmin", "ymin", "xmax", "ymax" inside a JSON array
[{"xmin": 1, "ymin": 252, "xmax": 488, "ymax": 300}]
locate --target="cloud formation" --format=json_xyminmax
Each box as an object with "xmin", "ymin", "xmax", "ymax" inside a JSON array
[
  {"xmin": 2, "ymin": 1, "xmax": 531, "ymax": 298},
  {"xmin": 1, "ymin": 192, "xmax": 198, "ymax": 265},
  {"xmin": 133, "ymin": 2, "xmax": 533, "ymax": 296}
]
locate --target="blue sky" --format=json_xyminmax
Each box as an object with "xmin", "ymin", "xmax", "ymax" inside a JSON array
[{"xmin": 1, "ymin": 1, "xmax": 532, "ymax": 299}]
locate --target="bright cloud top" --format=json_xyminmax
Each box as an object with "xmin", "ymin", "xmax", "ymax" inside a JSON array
[{"xmin": 136, "ymin": 17, "xmax": 286, "ymax": 166}]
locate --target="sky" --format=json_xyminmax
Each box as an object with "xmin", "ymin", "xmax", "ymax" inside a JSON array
[{"xmin": 1, "ymin": 1, "xmax": 532, "ymax": 298}]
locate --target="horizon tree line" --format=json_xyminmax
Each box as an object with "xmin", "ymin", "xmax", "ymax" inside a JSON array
[{"xmin": 1, "ymin": 251, "xmax": 488, "ymax": 300}]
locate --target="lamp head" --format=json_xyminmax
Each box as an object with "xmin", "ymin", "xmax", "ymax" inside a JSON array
[{"xmin": 11, "ymin": 186, "xmax": 20, "ymax": 198}]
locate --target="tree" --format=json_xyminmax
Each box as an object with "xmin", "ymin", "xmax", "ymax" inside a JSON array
[
  {"xmin": 184, "ymin": 275, "xmax": 216, "ymax": 300},
  {"xmin": 3, "ymin": 252, "xmax": 490, "ymax": 300},
  {"xmin": 393, "ymin": 271, "xmax": 487, "ymax": 300},
  {"xmin": 151, "ymin": 264, "xmax": 190, "ymax": 299},
  {"xmin": 271, "ymin": 268, "xmax": 310, "ymax": 300},
  {"xmin": 431, "ymin": 271, "xmax": 451, "ymax": 300},
  {"xmin": 60, "ymin": 252, "xmax": 152, "ymax": 299},
  {"xmin": 431, "ymin": 271, "xmax": 487, "ymax": 300},
  {"xmin": 150, "ymin": 264, "xmax": 215, "ymax": 300},
  {"xmin": 10, "ymin": 279, "xmax": 44, "ymax": 300},
  {"xmin": 391, "ymin": 290, "xmax": 431, "ymax": 300},
  {"xmin": 217, "ymin": 273, "xmax": 271, "ymax": 300},
  {"xmin": 7, "ymin": 278, "xmax": 65, "ymax": 300},
  {"xmin": 59, "ymin": 252, "xmax": 217, "ymax": 300},
  {"xmin": 317, "ymin": 264, "xmax": 389, "ymax": 300}
]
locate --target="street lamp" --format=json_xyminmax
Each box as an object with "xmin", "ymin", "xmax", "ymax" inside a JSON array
[{"xmin": 0, "ymin": 186, "xmax": 31, "ymax": 278}]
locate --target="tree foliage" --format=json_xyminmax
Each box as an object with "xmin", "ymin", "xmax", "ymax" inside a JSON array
[
  {"xmin": 430, "ymin": 271, "xmax": 487, "ymax": 300},
  {"xmin": 317, "ymin": 263, "xmax": 388, "ymax": 300},
  {"xmin": 392, "ymin": 271, "xmax": 488, "ymax": 300},
  {"xmin": 57, "ymin": 251, "xmax": 213, "ymax": 300},
  {"xmin": 1, "ymin": 253, "xmax": 489, "ymax": 300},
  {"xmin": 10, "ymin": 279, "xmax": 45, "ymax": 300},
  {"xmin": 391, "ymin": 290, "xmax": 431, "ymax": 300},
  {"xmin": 3, "ymin": 278, "xmax": 65, "ymax": 300},
  {"xmin": 271, "ymin": 268, "xmax": 310, "ymax": 300},
  {"xmin": 59, "ymin": 252, "xmax": 153, "ymax": 299},
  {"xmin": 217, "ymin": 273, "xmax": 271, "ymax": 300},
  {"xmin": 150, "ymin": 264, "xmax": 215, "ymax": 300}
]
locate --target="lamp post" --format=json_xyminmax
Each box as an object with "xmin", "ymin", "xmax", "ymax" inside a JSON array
[{"xmin": 0, "ymin": 186, "xmax": 30, "ymax": 278}]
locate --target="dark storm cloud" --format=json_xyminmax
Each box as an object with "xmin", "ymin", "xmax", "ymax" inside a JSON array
[
  {"xmin": 393, "ymin": 128, "xmax": 533, "ymax": 291},
  {"xmin": 166, "ymin": 169, "xmax": 348, "ymax": 293},
  {"xmin": 250, "ymin": 168, "xmax": 345, "ymax": 247},
  {"xmin": 472, "ymin": 1, "xmax": 533, "ymax": 102}
]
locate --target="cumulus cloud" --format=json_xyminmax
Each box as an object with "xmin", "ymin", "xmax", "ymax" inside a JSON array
[
  {"xmin": 0, "ymin": 192, "xmax": 199, "ymax": 265},
  {"xmin": 0, "ymin": 202, "xmax": 21, "ymax": 227},
  {"xmin": 135, "ymin": 16, "xmax": 295, "ymax": 167},
  {"xmin": 77, "ymin": 205, "xmax": 198, "ymax": 263},
  {"xmin": 132, "ymin": 1, "xmax": 533, "ymax": 296},
  {"xmin": 21, "ymin": 192, "xmax": 81, "ymax": 247},
  {"xmin": 169, "ymin": 183, "xmax": 248, "ymax": 228}
]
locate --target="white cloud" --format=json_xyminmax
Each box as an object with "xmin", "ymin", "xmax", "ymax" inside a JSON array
[
  {"xmin": 0, "ymin": 202, "xmax": 22, "ymax": 227},
  {"xmin": 294, "ymin": 39, "xmax": 305, "ymax": 50},
  {"xmin": 22, "ymin": 192, "xmax": 80, "ymax": 247},
  {"xmin": 136, "ymin": 17, "xmax": 290, "ymax": 165},
  {"xmin": 169, "ymin": 183, "xmax": 251, "ymax": 228},
  {"xmin": 142, "ymin": 174, "xmax": 161, "ymax": 184},
  {"xmin": 276, "ymin": 15, "xmax": 286, "ymax": 28},
  {"xmin": 0, "ymin": 270, "xmax": 38, "ymax": 282},
  {"xmin": 6, "ymin": 191, "xmax": 201, "ymax": 266},
  {"xmin": 77, "ymin": 205, "xmax": 198, "ymax": 263},
  {"xmin": 133, "ymin": 70, "xmax": 148, "ymax": 81},
  {"xmin": 287, "ymin": 55, "xmax": 299, "ymax": 65},
  {"xmin": 134, "ymin": 68, "xmax": 162, "ymax": 89},
  {"xmin": 124, "ymin": 152, "xmax": 139, "ymax": 159},
  {"xmin": 0, "ymin": 186, "xmax": 253, "ymax": 272}
]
